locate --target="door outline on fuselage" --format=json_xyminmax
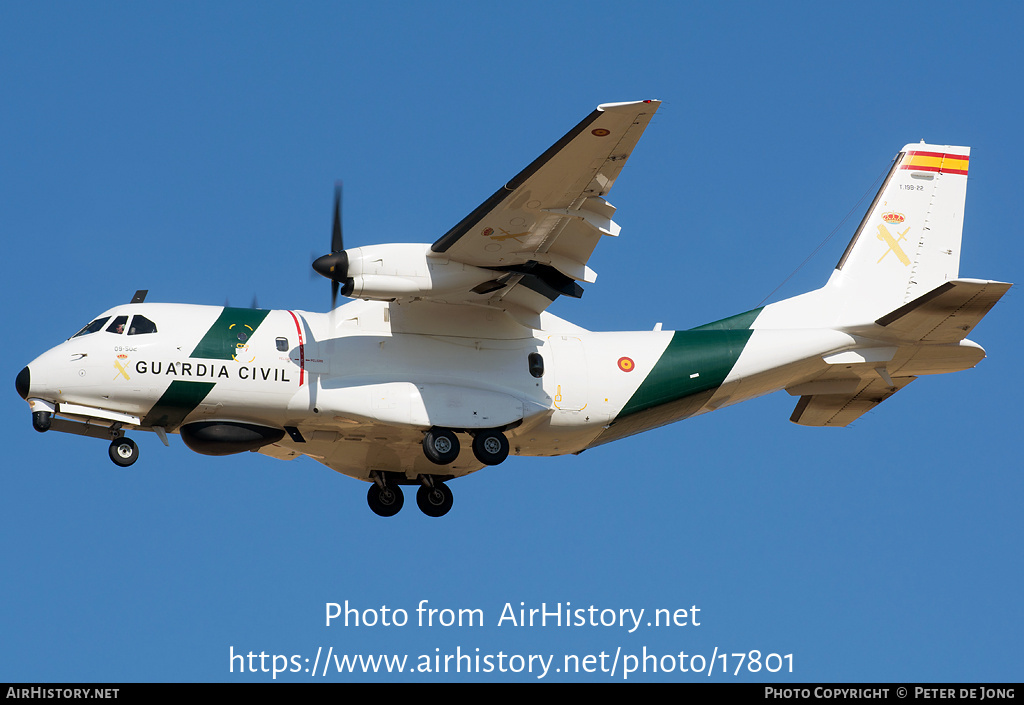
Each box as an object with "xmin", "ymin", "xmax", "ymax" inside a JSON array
[{"xmin": 547, "ymin": 335, "xmax": 588, "ymax": 412}]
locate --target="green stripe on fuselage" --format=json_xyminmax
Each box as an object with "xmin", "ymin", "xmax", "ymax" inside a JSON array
[
  {"xmin": 618, "ymin": 328, "xmax": 755, "ymax": 418},
  {"xmin": 687, "ymin": 306, "xmax": 763, "ymax": 332},
  {"xmin": 141, "ymin": 380, "xmax": 216, "ymax": 429},
  {"xmin": 190, "ymin": 308, "xmax": 271, "ymax": 360},
  {"xmin": 615, "ymin": 308, "xmax": 762, "ymax": 420}
]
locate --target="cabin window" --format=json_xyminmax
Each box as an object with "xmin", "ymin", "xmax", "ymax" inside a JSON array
[
  {"xmin": 528, "ymin": 352, "xmax": 544, "ymax": 378},
  {"xmin": 128, "ymin": 315, "xmax": 157, "ymax": 335},
  {"xmin": 71, "ymin": 317, "xmax": 110, "ymax": 338},
  {"xmin": 276, "ymin": 337, "xmax": 289, "ymax": 352}
]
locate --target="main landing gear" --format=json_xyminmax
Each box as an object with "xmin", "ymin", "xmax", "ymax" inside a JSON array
[
  {"xmin": 422, "ymin": 428, "xmax": 460, "ymax": 465},
  {"xmin": 366, "ymin": 472, "xmax": 454, "ymax": 518},
  {"xmin": 421, "ymin": 427, "xmax": 509, "ymax": 466},
  {"xmin": 471, "ymin": 429, "xmax": 509, "ymax": 466},
  {"xmin": 362, "ymin": 427, "xmax": 509, "ymax": 518},
  {"xmin": 366, "ymin": 480, "xmax": 404, "ymax": 517},
  {"xmin": 416, "ymin": 478, "xmax": 454, "ymax": 518}
]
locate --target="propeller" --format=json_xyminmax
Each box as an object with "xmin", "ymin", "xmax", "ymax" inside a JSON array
[{"xmin": 311, "ymin": 182, "xmax": 353, "ymax": 308}]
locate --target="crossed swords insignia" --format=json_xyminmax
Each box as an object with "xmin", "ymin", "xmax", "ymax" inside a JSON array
[
  {"xmin": 113, "ymin": 356, "xmax": 130, "ymax": 381},
  {"xmin": 487, "ymin": 227, "xmax": 529, "ymax": 243},
  {"xmin": 876, "ymin": 223, "xmax": 912, "ymax": 266}
]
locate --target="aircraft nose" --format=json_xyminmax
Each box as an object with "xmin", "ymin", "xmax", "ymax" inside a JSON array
[{"xmin": 16, "ymin": 366, "xmax": 30, "ymax": 400}]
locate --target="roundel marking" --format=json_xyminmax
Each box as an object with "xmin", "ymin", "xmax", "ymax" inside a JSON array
[
  {"xmin": 592, "ymin": 128, "xmax": 611, "ymax": 137},
  {"xmin": 617, "ymin": 356, "xmax": 635, "ymax": 372}
]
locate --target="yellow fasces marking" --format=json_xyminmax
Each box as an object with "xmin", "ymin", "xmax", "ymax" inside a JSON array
[
  {"xmin": 233, "ymin": 343, "xmax": 255, "ymax": 364},
  {"xmin": 491, "ymin": 228, "xmax": 529, "ymax": 242},
  {"xmin": 876, "ymin": 224, "xmax": 912, "ymax": 266},
  {"xmin": 113, "ymin": 360, "xmax": 131, "ymax": 381}
]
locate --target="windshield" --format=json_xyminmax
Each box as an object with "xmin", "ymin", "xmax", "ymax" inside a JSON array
[
  {"xmin": 71, "ymin": 317, "xmax": 111, "ymax": 338},
  {"xmin": 128, "ymin": 315, "xmax": 157, "ymax": 335},
  {"xmin": 106, "ymin": 316, "xmax": 129, "ymax": 334}
]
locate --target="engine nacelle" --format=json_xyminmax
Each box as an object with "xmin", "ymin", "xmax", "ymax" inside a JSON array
[
  {"xmin": 180, "ymin": 421, "xmax": 285, "ymax": 456},
  {"xmin": 343, "ymin": 244, "xmax": 493, "ymax": 300}
]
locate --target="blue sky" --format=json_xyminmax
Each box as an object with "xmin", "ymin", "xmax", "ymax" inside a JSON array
[{"xmin": 2, "ymin": 1, "xmax": 1021, "ymax": 682}]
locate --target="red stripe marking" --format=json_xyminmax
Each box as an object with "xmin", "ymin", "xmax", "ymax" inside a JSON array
[
  {"xmin": 905, "ymin": 150, "xmax": 969, "ymax": 160},
  {"xmin": 904, "ymin": 150, "xmax": 969, "ymax": 160},
  {"xmin": 287, "ymin": 310, "xmax": 305, "ymax": 386}
]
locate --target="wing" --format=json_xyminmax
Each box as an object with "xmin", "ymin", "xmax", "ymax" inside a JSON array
[{"xmin": 430, "ymin": 100, "xmax": 661, "ymax": 322}]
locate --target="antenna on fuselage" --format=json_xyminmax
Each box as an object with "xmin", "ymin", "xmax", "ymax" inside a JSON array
[{"xmin": 130, "ymin": 290, "xmax": 148, "ymax": 304}]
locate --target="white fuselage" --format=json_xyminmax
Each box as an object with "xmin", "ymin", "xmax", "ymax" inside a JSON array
[{"xmin": 21, "ymin": 292, "xmax": 987, "ymax": 483}]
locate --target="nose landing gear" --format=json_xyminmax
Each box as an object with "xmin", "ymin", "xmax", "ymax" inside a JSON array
[{"xmin": 108, "ymin": 436, "xmax": 139, "ymax": 467}]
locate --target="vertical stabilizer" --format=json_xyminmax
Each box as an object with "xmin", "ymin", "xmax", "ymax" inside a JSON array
[{"xmin": 827, "ymin": 144, "xmax": 970, "ymax": 325}]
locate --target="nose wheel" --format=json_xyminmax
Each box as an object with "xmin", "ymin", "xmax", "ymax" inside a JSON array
[{"xmin": 108, "ymin": 437, "xmax": 139, "ymax": 467}]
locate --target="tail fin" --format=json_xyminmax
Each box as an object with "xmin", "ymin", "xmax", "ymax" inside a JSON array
[{"xmin": 825, "ymin": 143, "xmax": 971, "ymax": 325}]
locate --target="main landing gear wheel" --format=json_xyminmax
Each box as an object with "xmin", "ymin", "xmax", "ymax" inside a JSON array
[
  {"xmin": 367, "ymin": 482, "xmax": 404, "ymax": 517},
  {"xmin": 416, "ymin": 482, "xmax": 454, "ymax": 518},
  {"xmin": 472, "ymin": 430, "xmax": 509, "ymax": 465},
  {"xmin": 422, "ymin": 428, "xmax": 460, "ymax": 465},
  {"xmin": 108, "ymin": 437, "xmax": 139, "ymax": 467}
]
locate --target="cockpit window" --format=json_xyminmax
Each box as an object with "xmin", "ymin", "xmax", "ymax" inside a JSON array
[
  {"xmin": 71, "ymin": 317, "xmax": 111, "ymax": 338},
  {"xmin": 106, "ymin": 316, "xmax": 129, "ymax": 334},
  {"xmin": 128, "ymin": 315, "xmax": 157, "ymax": 335}
]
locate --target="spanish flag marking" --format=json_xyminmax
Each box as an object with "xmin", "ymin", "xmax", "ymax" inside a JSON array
[{"xmin": 900, "ymin": 150, "xmax": 969, "ymax": 176}]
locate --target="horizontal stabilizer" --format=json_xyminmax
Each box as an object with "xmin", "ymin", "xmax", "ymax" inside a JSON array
[
  {"xmin": 875, "ymin": 279, "xmax": 1012, "ymax": 343},
  {"xmin": 790, "ymin": 376, "xmax": 915, "ymax": 427}
]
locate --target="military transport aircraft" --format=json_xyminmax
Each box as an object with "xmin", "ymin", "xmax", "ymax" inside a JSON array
[{"xmin": 16, "ymin": 100, "xmax": 1011, "ymax": 517}]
